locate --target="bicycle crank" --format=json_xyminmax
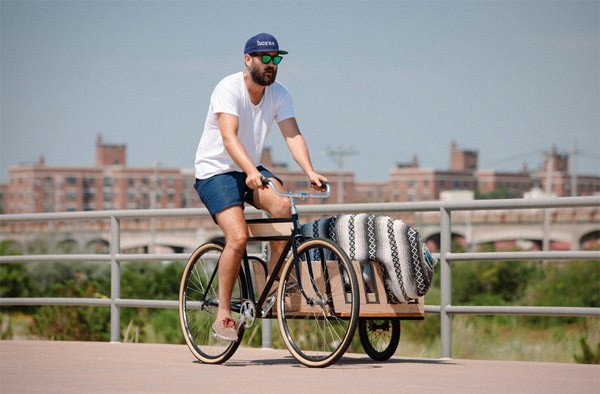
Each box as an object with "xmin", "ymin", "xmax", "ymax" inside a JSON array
[{"xmin": 238, "ymin": 300, "xmax": 256, "ymax": 329}]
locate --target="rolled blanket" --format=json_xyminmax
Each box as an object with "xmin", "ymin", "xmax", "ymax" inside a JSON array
[
  {"xmin": 300, "ymin": 215, "xmax": 338, "ymax": 242},
  {"xmin": 301, "ymin": 214, "xmax": 437, "ymax": 303}
]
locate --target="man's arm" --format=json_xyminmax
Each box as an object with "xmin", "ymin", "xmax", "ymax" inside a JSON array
[
  {"xmin": 218, "ymin": 112, "xmax": 265, "ymax": 189},
  {"xmin": 278, "ymin": 117, "xmax": 328, "ymax": 188}
]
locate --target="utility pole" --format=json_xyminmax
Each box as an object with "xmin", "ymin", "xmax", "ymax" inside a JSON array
[
  {"xmin": 327, "ymin": 146, "xmax": 357, "ymax": 204},
  {"xmin": 571, "ymin": 144, "xmax": 578, "ymax": 197},
  {"xmin": 150, "ymin": 161, "xmax": 159, "ymax": 254},
  {"xmin": 570, "ymin": 144, "xmax": 578, "ymax": 250},
  {"xmin": 543, "ymin": 151, "xmax": 554, "ymax": 253}
]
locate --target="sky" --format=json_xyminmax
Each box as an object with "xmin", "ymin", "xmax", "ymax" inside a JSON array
[{"xmin": 1, "ymin": 0, "xmax": 599, "ymax": 184}]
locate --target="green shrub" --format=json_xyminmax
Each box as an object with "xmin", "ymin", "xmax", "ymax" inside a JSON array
[
  {"xmin": 574, "ymin": 337, "xmax": 600, "ymax": 364},
  {"xmin": 149, "ymin": 309, "xmax": 184, "ymax": 344},
  {"xmin": 452, "ymin": 260, "xmax": 539, "ymax": 305},
  {"xmin": 31, "ymin": 280, "xmax": 110, "ymax": 341}
]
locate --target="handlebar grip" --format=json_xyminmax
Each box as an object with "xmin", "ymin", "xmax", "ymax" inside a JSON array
[{"xmin": 311, "ymin": 180, "xmax": 329, "ymax": 188}]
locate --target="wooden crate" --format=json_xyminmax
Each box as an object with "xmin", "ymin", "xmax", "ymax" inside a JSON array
[
  {"xmin": 354, "ymin": 261, "xmax": 424, "ymax": 318},
  {"xmin": 247, "ymin": 219, "xmax": 294, "ymax": 240},
  {"xmin": 253, "ymin": 258, "xmax": 424, "ymax": 319}
]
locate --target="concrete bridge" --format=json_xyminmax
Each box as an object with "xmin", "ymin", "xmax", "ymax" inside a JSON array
[
  {"xmin": 1, "ymin": 206, "xmax": 598, "ymax": 254},
  {"xmin": 1, "ymin": 340, "xmax": 598, "ymax": 394},
  {"xmin": 417, "ymin": 208, "xmax": 599, "ymax": 251}
]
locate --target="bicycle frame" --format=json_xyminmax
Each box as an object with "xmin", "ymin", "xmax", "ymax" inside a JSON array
[
  {"xmin": 244, "ymin": 218, "xmax": 295, "ymax": 316},
  {"xmin": 200, "ymin": 180, "xmax": 332, "ymax": 318}
]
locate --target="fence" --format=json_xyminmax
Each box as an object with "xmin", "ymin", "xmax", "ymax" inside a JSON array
[{"xmin": 1, "ymin": 196, "xmax": 599, "ymax": 358}]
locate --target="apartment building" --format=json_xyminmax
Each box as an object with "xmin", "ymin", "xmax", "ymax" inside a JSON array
[
  {"xmin": 383, "ymin": 143, "xmax": 598, "ymax": 203},
  {"xmin": 5, "ymin": 136, "xmax": 193, "ymax": 213}
]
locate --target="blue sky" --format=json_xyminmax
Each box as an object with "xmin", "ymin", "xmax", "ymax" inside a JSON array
[{"xmin": 1, "ymin": 0, "xmax": 598, "ymax": 183}]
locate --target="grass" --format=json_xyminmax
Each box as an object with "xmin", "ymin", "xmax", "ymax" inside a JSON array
[{"xmin": 394, "ymin": 315, "xmax": 600, "ymax": 363}]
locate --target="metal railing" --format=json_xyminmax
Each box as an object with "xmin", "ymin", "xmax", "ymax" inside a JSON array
[{"xmin": 1, "ymin": 196, "xmax": 599, "ymax": 358}]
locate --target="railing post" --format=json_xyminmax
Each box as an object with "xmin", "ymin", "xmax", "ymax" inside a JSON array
[
  {"xmin": 440, "ymin": 207, "xmax": 452, "ymax": 358},
  {"xmin": 110, "ymin": 216, "xmax": 121, "ymax": 343}
]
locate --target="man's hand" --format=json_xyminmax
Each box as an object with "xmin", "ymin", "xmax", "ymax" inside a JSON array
[
  {"xmin": 307, "ymin": 172, "xmax": 328, "ymax": 191},
  {"xmin": 246, "ymin": 171, "xmax": 267, "ymax": 190}
]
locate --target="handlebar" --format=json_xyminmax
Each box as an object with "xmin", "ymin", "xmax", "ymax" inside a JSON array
[{"xmin": 262, "ymin": 179, "xmax": 331, "ymax": 200}]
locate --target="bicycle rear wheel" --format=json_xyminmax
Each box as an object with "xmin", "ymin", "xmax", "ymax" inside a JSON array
[
  {"xmin": 277, "ymin": 238, "xmax": 360, "ymax": 368},
  {"xmin": 358, "ymin": 318, "xmax": 401, "ymax": 361},
  {"xmin": 179, "ymin": 242, "xmax": 246, "ymax": 364}
]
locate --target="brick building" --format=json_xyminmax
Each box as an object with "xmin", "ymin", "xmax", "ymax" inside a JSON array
[
  {"xmin": 4, "ymin": 135, "xmax": 194, "ymax": 213},
  {"xmin": 381, "ymin": 142, "xmax": 598, "ymax": 203},
  {"xmin": 476, "ymin": 168, "xmax": 533, "ymax": 197}
]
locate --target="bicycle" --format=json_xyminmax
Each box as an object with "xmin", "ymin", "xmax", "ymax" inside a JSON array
[{"xmin": 178, "ymin": 179, "xmax": 360, "ymax": 368}]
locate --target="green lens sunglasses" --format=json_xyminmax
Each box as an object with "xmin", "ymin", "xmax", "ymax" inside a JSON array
[{"xmin": 253, "ymin": 54, "xmax": 283, "ymax": 65}]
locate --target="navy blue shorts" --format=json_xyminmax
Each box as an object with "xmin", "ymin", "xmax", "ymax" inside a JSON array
[{"xmin": 194, "ymin": 166, "xmax": 280, "ymax": 223}]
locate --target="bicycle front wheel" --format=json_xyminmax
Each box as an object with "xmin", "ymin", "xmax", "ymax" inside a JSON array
[
  {"xmin": 178, "ymin": 242, "xmax": 246, "ymax": 364},
  {"xmin": 277, "ymin": 238, "xmax": 360, "ymax": 368}
]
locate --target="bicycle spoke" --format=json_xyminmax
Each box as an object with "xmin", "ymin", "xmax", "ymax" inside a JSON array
[{"xmin": 179, "ymin": 243, "xmax": 244, "ymax": 364}]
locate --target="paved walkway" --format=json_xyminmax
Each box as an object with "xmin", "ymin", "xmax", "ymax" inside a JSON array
[{"xmin": 1, "ymin": 340, "xmax": 598, "ymax": 393}]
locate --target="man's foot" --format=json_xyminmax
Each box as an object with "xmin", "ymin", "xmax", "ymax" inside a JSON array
[{"xmin": 212, "ymin": 317, "xmax": 238, "ymax": 342}]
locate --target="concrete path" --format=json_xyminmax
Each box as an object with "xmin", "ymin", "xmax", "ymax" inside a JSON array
[{"xmin": 1, "ymin": 340, "xmax": 598, "ymax": 393}]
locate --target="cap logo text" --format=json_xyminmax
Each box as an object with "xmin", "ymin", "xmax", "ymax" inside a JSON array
[{"xmin": 257, "ymin": 40, "xmax": 275, "ymax": 46}]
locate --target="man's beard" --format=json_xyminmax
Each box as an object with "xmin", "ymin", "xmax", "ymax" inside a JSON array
[{"xmin": 249, "ymin": 63, "xmax": 277, "ymax": 86}]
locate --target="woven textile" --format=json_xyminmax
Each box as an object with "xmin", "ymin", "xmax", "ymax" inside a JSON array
[{"xmin": 300, "ymin": 214, "xmax": 437, "ymax": 303}]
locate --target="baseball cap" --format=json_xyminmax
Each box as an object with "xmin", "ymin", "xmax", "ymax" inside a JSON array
[{"xmin": 244, "ymin": 33, "xmax": 288, "ymax": 55}]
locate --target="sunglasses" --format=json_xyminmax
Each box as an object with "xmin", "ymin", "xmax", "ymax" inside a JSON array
[{"xmin": 252, "ymin": 54, "xmax": 283, "ymax": 65}]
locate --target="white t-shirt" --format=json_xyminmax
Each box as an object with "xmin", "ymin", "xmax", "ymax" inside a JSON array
[{"xmin": 194, "ymin": 72, "xmax": 295, "ymax": 179}]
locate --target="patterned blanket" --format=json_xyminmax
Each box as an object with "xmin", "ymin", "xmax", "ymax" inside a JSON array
[{"xmin": 300, "ymin": 214, "xmax": 437, "ymax": 303}]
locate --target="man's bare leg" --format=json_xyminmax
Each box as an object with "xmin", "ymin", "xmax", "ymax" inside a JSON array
[
  {"xmin": 253, "ymin": 178, "xmax": 292, "ymax": 284},
  {"xmin": 214, "ymin": 205, "xmax": 248, "ymax": 322}
]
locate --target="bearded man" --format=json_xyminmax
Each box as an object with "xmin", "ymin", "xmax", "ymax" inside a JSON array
[{"xmin": 193, "ymin": 33, "xmax": 327, "ymax": 341}]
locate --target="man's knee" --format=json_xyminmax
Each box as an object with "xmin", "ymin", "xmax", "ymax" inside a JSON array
[
  {"xmin": 226, "ymin": 230, "xmax": 248, "ymax": 251},
  {"xmin": 270, "ymin": 197, "xmax": 291, "ymax": 218}
]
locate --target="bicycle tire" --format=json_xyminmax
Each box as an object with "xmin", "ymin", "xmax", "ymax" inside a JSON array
[
  {"xmin": 277, "ymin": 238, "xmax": 360, "ymax": 368},
  {"xmin": 178, "ymin": 242, "xmax": 247, "ymax": 364},
  {"xmin": 358, "ymin": 318, "xmax": 401, "ymax": 361}
]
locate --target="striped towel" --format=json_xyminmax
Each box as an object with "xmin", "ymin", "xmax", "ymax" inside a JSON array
[{"xmin": 301, "ymin": 214, "xmax": 437, "ymax": 303}]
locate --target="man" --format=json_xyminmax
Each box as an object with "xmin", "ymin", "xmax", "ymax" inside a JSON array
[{"xmin": 194, "ymin": 33, "xmax": 327, "ymax": 341}]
